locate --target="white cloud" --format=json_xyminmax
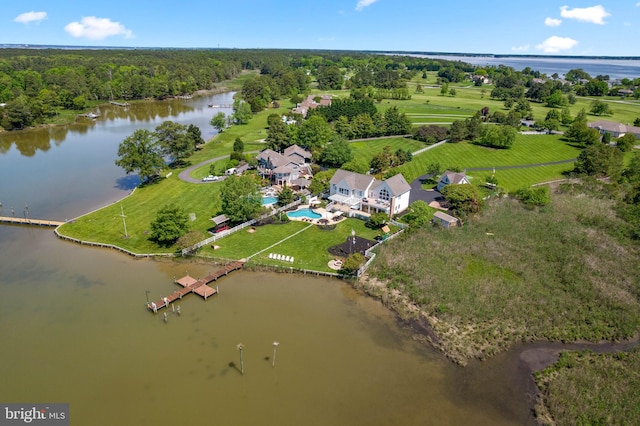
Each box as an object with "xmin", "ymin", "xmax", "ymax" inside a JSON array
[
  {"xmin": 544, "ymin": 17, "xmax": 562, "ymax": 27},
  {"xmin": 560, "ymin": 5, "xmax": 610, "ymax": 24},
  {"xmin": 355, "ymin": 0, "xmax": 377, "ymax": 11},
  {"xmin": 536, "ymin": 36, "xmax": 578, "ymax": 53},
  {"xmin": 65, "ymin": 16, "xmax": 133, "ymax": 40},
  {"xmin": 14, "ymin": 11, "xmax": 47, "ymax": 24},
  {"xmin": 511, "ymin": 44, "xmax": 530, "ymax": 52},
  {"xmin": 637, "ymin": 2, "xmax": 640, "ymax": 6}
]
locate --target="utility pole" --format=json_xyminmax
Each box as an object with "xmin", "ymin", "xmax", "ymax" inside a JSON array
[{"xmin": 120, "ymin": 205, "xmax": 128, "ymax": 238}]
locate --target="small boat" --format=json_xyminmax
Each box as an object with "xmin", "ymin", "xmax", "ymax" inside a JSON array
[{"xmin": 87, "ymin": 112, "xmax": 100, "ymax": 119}]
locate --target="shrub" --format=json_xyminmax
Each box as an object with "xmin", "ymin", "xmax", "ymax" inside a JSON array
[{"xmin": 514, "ymin": 186, "xmax": 551, "ymax": 207}]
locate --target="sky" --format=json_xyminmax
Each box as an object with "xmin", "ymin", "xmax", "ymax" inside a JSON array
[{"xmin": 3, "ymin": 1, "xmax": 640, "ymax": 56}]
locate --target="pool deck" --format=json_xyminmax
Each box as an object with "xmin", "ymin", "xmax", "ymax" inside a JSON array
[{"xmin": 287, "ymin": 206, "xmax": 342, "ymax": 224}]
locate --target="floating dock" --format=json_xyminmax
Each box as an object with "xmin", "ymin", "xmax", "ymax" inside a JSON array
[{"xmin": 147, "ymin": 261, "xmax": 244, "ymax": 312}]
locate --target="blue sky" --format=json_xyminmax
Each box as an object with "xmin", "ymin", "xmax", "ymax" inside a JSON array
[{"xmin": 4, "ymin": 1, "xmax": 640, "ymax": 56}]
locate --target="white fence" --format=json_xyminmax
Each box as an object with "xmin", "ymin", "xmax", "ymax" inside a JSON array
[
  {"xmin": 356, "ymin": 228, "xmax": 406, "ymax": 277},
  {"xmin": 182, "ymin": 200, "xmax": 301, "ymax": 255}
]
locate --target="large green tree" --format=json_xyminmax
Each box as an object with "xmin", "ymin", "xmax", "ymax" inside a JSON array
[
  {"xmin": 220, "ymin": 175, "xmax": 262, "ymax": 223},
  {"xmin": 265, "ymin": 119, "xmax": 291, "ymax": 151},
  {"xmin": 574, "ymin": 143, "xmax": 624, "ymax": 178},
  {"xmin": 590, "ymin": 100, "xmax": 611, "ymax": 116},
  {"xmin": 297, "ymin": 115, "xmax": 333, "ymax": 151},
  {"xmin": 441, "ymin": 184, "xmax": 482, "ymax": 216},
  {"xmin": 478, "ymin": 124, "xmax": 517, "ymax": 149},
  {"xmin": 154, "ymin": 121, "xmax": 193, "ymax": 163},
  {"xmin": 319, "ymin": 137, "xmax": 353, "ymax": 168},
  {"xmin": 316, "ymin": 66, "xmax": 343, "ymax": 90},
  {"xmin": 231, "ymin": 99, "xmax": 252, "ymax": 125},
  {"xmin": 186, "ymin": 124, "xmax": 204, "ymax": 148},
  {"xmin": 150, "ymin": 204, "xmax": 189, "ymax": 245},
  {"xmin": 115, "ymin": 129, "xmax": 164, "ymax": 182},
  {"xmin": 210, "ymin": 112, "xmax": 227, "ymax": 133},
  {"xmin": 401, "ymin": 200, "xmax": 433, "ymax": 227}
]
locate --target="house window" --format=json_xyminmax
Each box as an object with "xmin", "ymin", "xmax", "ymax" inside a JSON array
[
  {"xmin": 379, "ymin": 188, "xmax": 390, "ymax": 201},
  {"xmin": 339, "ymin": 187, "xmax": 349, "ymax": 195}
]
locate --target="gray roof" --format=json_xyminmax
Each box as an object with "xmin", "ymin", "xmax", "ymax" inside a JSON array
[
  {"xmin": 379, "ymin": 173, "xmax": 411, "ymax": 196},
  {"xmin": 330, "ymin": 169, "xmax": 375, "ymax": 192},
  {"xmin": 440, "ymin": 170, "xmax": 468, "ymax": 185},
  {"xmin": 433, "ymin": 211, "xmax": 458, "ymax": 223},
  {"xmin": 588, "ymin": 120, "xmax": 640, "ymax": 135},
  {"xmin": 257, "ymin": 145, "xmax": 311, "ymax": 169},
  {"xmin": 210, "ymin": 214, "xmax": 228, "ymax": 225},
  {"xmin": 283, "ymin": 144, "xmax": 311, "ymax": 160}
]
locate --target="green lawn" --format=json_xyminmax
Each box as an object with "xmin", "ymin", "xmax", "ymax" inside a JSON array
[
  {"xmin": 200, "ymin": 218, "xmax": 381, "ymax": 272},
  {"xmin": 398, "ymin": 134, "xmax": 579, "ymax": 187},
  {"xmin": 347, "ymin": 137, "xmax": 423, "ymax": 172},
  {"xmin": 60, "ymin": 175, "xmax": 223, "ymax": 254}
]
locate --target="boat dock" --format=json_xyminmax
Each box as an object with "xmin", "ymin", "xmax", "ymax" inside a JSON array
[
  {"xmin": 147, "ymin": 261, "xmax": 244, "ymax": 312},
  {"xmin": 0, "ymin": 216, "xmax": 64, "ymax": 227}
]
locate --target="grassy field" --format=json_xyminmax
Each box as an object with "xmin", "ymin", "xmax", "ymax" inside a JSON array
[
  {"xmin": 198, "ymin": 217, "xmax": 381, "ymax": 272},
  {"xmin": 398, "ymin": 134, "xmax": 579, "ymax": 190},
  {"xmin": 534, "ymin": 349, "xmax": 640, "ymax": 425},
  {"xmin": 59, "ymin": 175, "xmax": 223, "ymax": 254},
  {"xmin": 367, "ymin": 192, "xmax": 640, "ymax": 365}
]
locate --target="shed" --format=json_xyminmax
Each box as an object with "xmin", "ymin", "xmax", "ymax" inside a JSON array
[
  {"xmin": 432, "ymin": 211, "xmax": 460, "ymax": 228},
  {"xmin": 210, "ymin": 214, "xmax": 229, "ymax": 226}
]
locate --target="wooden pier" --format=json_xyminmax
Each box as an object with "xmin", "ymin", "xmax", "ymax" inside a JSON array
[
  {"xmin": 0, "ymin": 216, "xmax": 64, "ymax": 227},
  {"xmin": 109, "ymin": 100, "xmax": 130, "ymax": 107},
  {"xmin": 147, "ymin": 261, "xmax": 244, "ymax": 312}
]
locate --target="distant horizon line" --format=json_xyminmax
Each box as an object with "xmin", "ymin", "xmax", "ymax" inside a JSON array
[{"xmin": 1, "ymin": 44, "xmax": 639, "ymax": 60}]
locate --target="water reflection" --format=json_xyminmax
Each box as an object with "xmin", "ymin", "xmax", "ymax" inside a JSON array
[{"xmin": 0, "ymin": 95, "xmax": 223, "ymax": 158}]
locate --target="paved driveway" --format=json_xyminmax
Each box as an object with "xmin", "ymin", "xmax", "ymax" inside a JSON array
[{"xmin": 409, "ymin": 174, "xmax": 444, "ymax": 205}]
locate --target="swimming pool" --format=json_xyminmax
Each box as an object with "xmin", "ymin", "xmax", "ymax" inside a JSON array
[
  {"xmin": 287, "ymin": 208, "xmax": 322, "ymax": 219},
  {"xmin": 262, "ymin": 196, "xmax": 278, "ymax": 206}
]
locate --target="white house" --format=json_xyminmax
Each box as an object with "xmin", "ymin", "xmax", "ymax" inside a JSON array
[
  {"xmin": 437, "ymin": 170, "xmax": 470, "ymax": 191},
  {"xmin": 328, "ymin": 169, "xmax": 411, "ymax": 216}
]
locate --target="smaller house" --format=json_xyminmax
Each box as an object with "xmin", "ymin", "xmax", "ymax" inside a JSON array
[
  {"xmin": 437, "ymin": 170, "xmax": 470, "ymax": 191},
  {"xmin": 432, "ymin": 211, "xmax": 460, "ymax": 228},
  {"xmin": 588, "ymin": 120, "xmax": 640, "ymax": 139},
  {"xmin": 292, "ymin": 95, "xmax": 332, "ymax": 117}
]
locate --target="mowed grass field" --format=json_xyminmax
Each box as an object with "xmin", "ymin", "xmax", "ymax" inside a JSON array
[
  {"xmin": 199, "ymin": 217, "xmax": 381, "ymax": 272},
  {"xmin": 397, "ymin": 134, "xmax": 580, "ymax": 190}
]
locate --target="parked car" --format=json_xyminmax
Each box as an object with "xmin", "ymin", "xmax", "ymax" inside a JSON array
[{"xmin": 202, "ymin": 175, "xmax": 219, "ymax": 182}]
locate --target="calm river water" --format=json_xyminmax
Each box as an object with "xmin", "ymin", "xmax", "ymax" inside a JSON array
[{"xmin": 0, "ymin": 93, "xmax": 535, "ymax": 425}]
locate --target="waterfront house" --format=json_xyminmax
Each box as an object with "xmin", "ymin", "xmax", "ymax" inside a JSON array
[
  {"xmin": 256, "ymin": 144, "xmax": 313, "ymax": 185},
  {"xmin": 437, "ymin": 170, "xmax": 470, "ymax": 191},
  {"xmin": 328, "ymin": 169, "xmax": 411, "ymax": 216}
]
